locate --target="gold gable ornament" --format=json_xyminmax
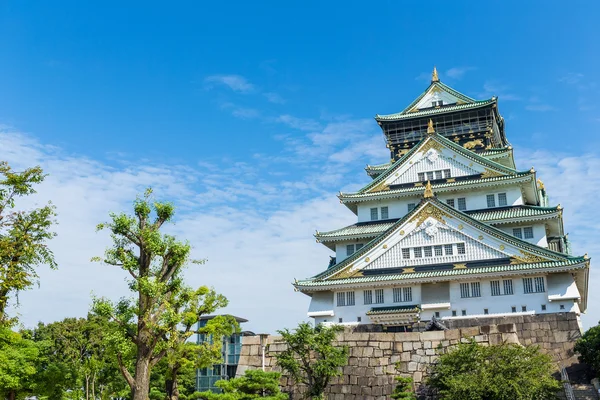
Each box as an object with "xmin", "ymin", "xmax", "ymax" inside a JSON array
[
  {"xmin": 427, "ymin": 118, "xmax": 435, "ymax": 134},
  {"xmin": 423, "ymin": 180, "xmax": 434, "ymax": 198},
  {"xmin": 431, "ymin": 66, "xmax": 439, "ymax": 82}
]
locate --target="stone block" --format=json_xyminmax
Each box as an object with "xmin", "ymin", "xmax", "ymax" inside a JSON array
[
  {"xmin": 413, "ymin": 341, "xmax": 423, "ymax": 350},
  {"xmin": 461, "ymin": 326, "xmax": 480, "ymax": 337},
  {"xmin": 394, "ymin": 342, "xmax": 403, "ymax": 352},
  {"xmin": 502, "ymin": 332, "xmax": 520, "ymax": 344},
  {"xmin": 403, "ymin": 341, "xmax": 413, "ymax": 351},
  {"xmin": 425, "ymin": 349, "xmax": 436, "ymax": 356},
  {"xmin": 408, "ymin": 362, "xmax": 418, "ymax": 371},
  {"xmin": 553, "ymin": 330, "xmax": 570, "ymax": 343},
  {"xmin": 373, "ymin": 349, "xmax": 383, "ymax": 357},
  {"xmin": 423, "ymin": 341, "xmax": 432, "ymax": 349},
  {"xmin": 474, "ymin": 334, "xmax": 488, "ymax": 342},
  {"xmin": 401, "ymin": 352, "xmax": 411, "ymax": 362},
  {"xmin": 445, "ymin": 329, "xmax": 460, "ymax": 340},
  {"xmin": 421, "ymin": 330, "xmax": 445, "ymax": 341},
  {"xmin": 497, "ymin": 323, "xmax": 516, "ymax": 333},
  {"xmin": 400, "ymin": 332, "xmax": 421, "ymax": 341},
  {"xmin": 363, "ymin": 347, "xmax": 374, "ymax": 357},
  {"xmin": 413, "ymin": 371, "xmax": 423, "ymax": 382}
]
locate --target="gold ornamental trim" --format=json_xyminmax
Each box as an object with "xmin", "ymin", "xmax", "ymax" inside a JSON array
[
  {"xmin": 409, "ymin": 202, "xmax": 451, "ymax": 227},
  {"xmin": 419, "ymin": 138, "xmax": 444, "ymax": 154},
  {"xmin": 431, "ymin": 66, "xmax": 439, "ymax": 82},
  {"xmin": 402, "ymin": 267, "xmax": 415, "ymax": 274},
  {"xmin": 453, "ymin": 264, "xmax": 467, "ymax": 270},
  {"xmin": 369, "ymin": 181, "xmax": 390, "ymax": 193},
  {"xmin": 481, "ymin": 168, "xmax": 504, "ymax": 179},
  {"xmin": 510, "ymin": 250, "xmax": 548, "ymax": 265}
]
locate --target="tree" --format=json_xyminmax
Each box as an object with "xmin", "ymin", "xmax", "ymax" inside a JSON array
[
  {"xmin": 0, "ymin": 326, "xmax": 40, "ymax": 400},
  {"xmin": 391, "ymin": 375, "xmax": 416, "ymax": 399},
  {"xmin": 0, "ymin": 162, "xmax": 56, "ymax": 323},
  {"xmin": 193, "ymin": 369, "xmax": 288, "ymax": 400},
  {"xmin": 427, "ymin": 339, "xmax": 561, "ymax": 400},
  {"xmin": 275, "ymin": 323, "xmax": 348, "ymax": 400},
  {"xmin": 30, "ymin": 315, "xmax": 129, "ymax": 400},
  {"xmin": 575, "ymin": 321, "xmax": 600, "ymax": 378},
  {"xmin": 92, "ymin": 189, "xmax": 230, "ymax": 400}
]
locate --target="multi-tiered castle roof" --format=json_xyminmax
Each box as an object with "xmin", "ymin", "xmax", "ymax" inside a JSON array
[{"xmin": 294, "ymin": 69, "xmax": 590, "ymax": 329}]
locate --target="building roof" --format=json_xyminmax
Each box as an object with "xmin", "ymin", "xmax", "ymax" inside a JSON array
[
  {"xmin": 199, "ymin": 315, "xmax": 249, "ymax": 323},
  {"xmin": 295, "ymin": 258, "xmax": 587, "ymax": 288},
  {"xmin": 315, "ymin": 206, "xmax": 562, "ymax": 243},
  {"xmin": 367, "ymin": 305, "xmax": 421, "ymax": 315},
  {"xmin": 349, "ymin": 131, "xmax": 523, "ymax": 199},
  {"xmin": 299, "ymin": 197, "xmax": 584, "ymax": 287},
  {"xmin": 376, "ymin": 99, "xmax": 496, "ymax": 121}
]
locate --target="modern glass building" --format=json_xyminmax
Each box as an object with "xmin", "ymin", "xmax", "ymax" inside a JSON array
[{"xmin": 195, "ymin": 315, "xmax": 254, "ymax": 393}]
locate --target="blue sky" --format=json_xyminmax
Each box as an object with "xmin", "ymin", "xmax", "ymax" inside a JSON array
[{"xmin": 1, "ymin": 1, "xmax": 599, "ymax": 332}]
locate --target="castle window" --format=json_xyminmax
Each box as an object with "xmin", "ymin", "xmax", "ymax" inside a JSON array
[
  {"xmin": 452, "ymin": 310, "xmax": 457, "ymax": 317},
  {"xmin": 471, "ymin": 282, "xmax": 481, "ymax": 297},
  {"xmin": 381, "ymin": 206, "xmax": 389, "ymax": 219},
  {"xmin": 521, "ymin": 306, "xmax": 527, "ymax": 312},
  {"xmin": 457, "ymin": 198, "xmax": 467, "ymax": 211},
  {"xmin": 357, "ymin": 316, "xmax": 361, "ymax": 322},
  {"xmin": 443, "ymin": 169, "xmax": 451, "ymax": 178},
  {"xmin": 460, "ymin": 282, "xmax": 481, "ymax": 298},
  {"xmin": 523, "ymin": 227, "xmax": 534, "ymax": 239},
  {"xmin": 523, "ymin": 277, "xmax": 545, "ymax": 294},
  {"xmin": 457, "ymin": 243, "xmax": 466, "ymax": 254},
  {"xmin": 513, "ymin": 228, "xmax": 523, "ymax": 239},
  {"xmin": 486, "ymin": 194, "xmax": 496, "ymax": 208},
  {"xmin": 490, "ymin": 280, "xmax": 501, "ymax": 296},
  {"xmin": 444, "ymin": 244, "xmax": 454, "ymax": 255},
  {"xmin": 484, "ymin": 308, "xmax": 489, "ymax": 315},
  {"xmin": 403, "ymin": 287, "xmax": 412, "ymax": 302},
  {"xmin": 461, "ymin": 310, "xmax": 467, "ymax": 316},
  {"xmin": 346, "ymin": 244, "xmax": 355, "ymax": 256},
  {"xmin": 560, "ymin": 304, "xmax": 565, "ymax": 310},
  {"xmin": 541, "ymin": 304, "xmax": 546, "ymax": 311},
  {"xmin": 511, "ymin": 306, "xmax": 517, "ymax": 313},
  {"xmin": 434, "ymin": 245, "xmax": 443, "ymax": 256},
  {"xmin": 402, "ymin": 248, "xmax": 410, "ymax": 259},
  {"xmin": 418, "ymin": 172, "xmax": 425, "ymax": 181},
  {"xmin": 435, "ymin": 170, "xmax": 443, "ymax": 180},
  {"xmin": 503, "ymin": 279, "xmax": 514, "ymax": 295},
  {"xmin": 339, "ymin": 318, "xmax": 343, "ymax": 323},
  {"xmin": 356, "ymin": 243, "xmax": 364, "ymax": 251},
  {"xmin": 370, "ymin": 208, "xmax": 378, "ymax": 221},
  {"xmin": 435, "ymin": 311, "xmax": 440, "ymax": 318},
  {"xmin": 374, "ymin": 289, "xmax": 384, "ymax": 304},
  {"xmin": 407, "ymin": 203, "xmax": 416, "ymax": 212},
  {"xmin": 363, "ymin": 290, "xmax": 373, "ymax": 305},
  {"xmin": 498, "ymin": 193, "xmax": 508, "ymax": 206},
  {"xmin": 427, "ymin": 171, "xmax": 434, "ymax": 180},
  {"xmin": 414, "ymin": 247, "xmax": 423, "ymax": 258},
  {"xmin": 446, "ymin": 199, "xmax": 455, "ymax": 207},
  {"xmin": 337, "ymin": 291, "xmax": 355, "ymax": 306},
  {"xmin": 424, "ymin": 246, "xmax": 433, "ymax": 257}
]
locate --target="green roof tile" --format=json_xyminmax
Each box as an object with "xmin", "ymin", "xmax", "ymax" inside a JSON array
[
  {"xmin": 367, "ymin": 305, "xmax": 420, "ymax": 315},
  {"xmin": 296, "ymin": 258, "xmax": 587, "ymax": 288},
  {"xmin": 376, "ymin": 99, "xmax": 495, "ymax": 121}
]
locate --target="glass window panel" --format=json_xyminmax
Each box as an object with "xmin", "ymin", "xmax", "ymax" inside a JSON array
[
  {"xmin": 458, "ymin": 198, "xmax": 467, "ymax": 211},
  {"xmin": 498, "ymin": 193, "xmax": 508, "ymax": 206},
  {"xmin": 434, "ymin": 245, "xmax": 443, "ymax": 256},
  {"xmin": 402, "ymin": 248, "xmax": 410, "ymax": 259},
  {"xmin": 414, "ymin": 247, "xmax": 422, "ymax": 258},
  {"xmin": 446, "ymin": 199, "xmax": 455, "ymax": 207},
  {"xmin": 486, "ymin": 194, "xmax": 496, "ymax": 208},
  {"xmin": 346, "ymin": 244, "xmax": 354, "ymax": 256},
  {"xmin": 444, "ymin": 244, "xmax": 454, "ymax": 255},
  {"xmin": 524, "ymin": 227, "xmax": 534, "ymax": 239},
  {"xmin": 503, "ymin": 279, "xmax": 514, "ymax": 295},
  {"xmin": 364, "ymin": 290, "xmax": 373, "ymax": 305},
  {"xmin": 424, "ymin": 246, "xmax": 433, "ymax": 257},
  {"xmin": 403, "ymin": 287, "xmax": 412, "ymax": 302},
  {"xmin": 370, "ymin": 207, "xmax": 378, "ymax": 221},
  {"xmin": 381, "ymin": 206, "xmax": 389, "ymax": 220},
  {"xmin": 457, "ymin": 243, "xmax": 466, "ymax": 254},
  {"xmin": 513, "ymin": 228, "xmax": 523, "ymax": 239}
]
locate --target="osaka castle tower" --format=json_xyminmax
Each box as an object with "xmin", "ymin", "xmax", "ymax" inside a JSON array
[{"xmin": 294, "ymin": 68, "xmax": 590, "ymax": 330}]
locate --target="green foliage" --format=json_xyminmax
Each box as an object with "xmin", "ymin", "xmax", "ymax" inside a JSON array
[
  {"xmin": 30, "ymin": 315, "xmax": 129, "ymax": 400},
  {"xmin": 93, "ymin": 188, "xmax": 230, "ymax": 399},
  {"xmin": 427, "ymin": 339, "xmax": 561, "ymax": 400},
  {"xmin": 575, "ymin": 321, "xmax": 600, "ymax": 378},
  {"xmin": 0, "ymin": 326, "xmax": 40, "ymax": 398},
  {"xmin": 0, "ymin": 161, "xmax": 56, "ymax": 323},
  {"xmin": 193, "ymin": 370, "xmax": 288, "ymax": 400},
  {"xmin": 391, "ymin": 375, "xmax": 416, "ymax": 399},
  {"xmin": 275, "ymin": 323, "xmax": 348, "ymax": 400}
]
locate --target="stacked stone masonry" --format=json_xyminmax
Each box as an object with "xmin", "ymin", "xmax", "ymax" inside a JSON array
[{"xmin": 236, "ymin": 313, "xmax": 584, "ymax": 400}]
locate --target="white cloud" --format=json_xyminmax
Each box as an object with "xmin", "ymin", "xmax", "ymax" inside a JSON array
[
  {"xmin": 204, "ymin": 74, "xmax": 255, "ymax": 93},
  {"xmin": 445, "ymin": 66, "xmax": 476, "ymax": 80},
  {"xmin": 264, "ymin": 92, "xmax": 286, "ymax": 104},
  {"xmin": 479, "ymin": 81, "xmax": 521, "ymax": 101},
  {"xmin": 276, "ymin": 114, "xmax": 322, "ymax": 132},
  {"xmin": 559, "ymin": 72, "xmax": 584, "ymax": 85}
]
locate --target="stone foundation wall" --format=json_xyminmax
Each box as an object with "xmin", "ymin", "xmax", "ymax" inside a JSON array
[{"xmin": 236, "ymin": 313, "xmax": 585, "ymax": 400}]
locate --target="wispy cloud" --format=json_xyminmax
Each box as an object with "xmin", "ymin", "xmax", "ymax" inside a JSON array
[
  {"xmin": 276, "ymin": 114, "xmax": 322, "ymax": 131},
  {"xmin": 205, "ymin": 74, "xmax": 255, "ymax": 93},
  {"xmin": 219, "ymin": 101, "xmax": 260, "ymax": 119},
  {"xmin": 559, "ymin": 72, "xmax": 584, "ymax": 85},
  {"xmin": 479, "ymin": 81, "xmax": 521, "ymax": 101},
  {"xmin": 264, "ymin": 92, "xmax": 286, "ymax": 104},
  {"xmin": 525, "ymin": 96, "xmax": 556, "ymax": 112},
  {"xmin": 445, "ymin": 66, "xmax": 476, "ymax": 80}
]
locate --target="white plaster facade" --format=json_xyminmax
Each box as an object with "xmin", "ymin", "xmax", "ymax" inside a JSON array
[{"xmin": 309, "ymin": 273, "xmax": 580, "ymax": 326}]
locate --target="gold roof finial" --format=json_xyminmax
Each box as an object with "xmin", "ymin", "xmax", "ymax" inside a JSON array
[
  {"xmin": 424, "ymin": 180, "xmax": 434, "ymax": 198},
  {"xmin": 427, "ymin": 118, "xmax": 435, "ymax": 134},
  {"xmin": 432, "ymin": 66, "xmax": 439, "ymax": 82},
  {"xmin": 537, "ymin": 178, "xmax": 545, "ymax": 190}
]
